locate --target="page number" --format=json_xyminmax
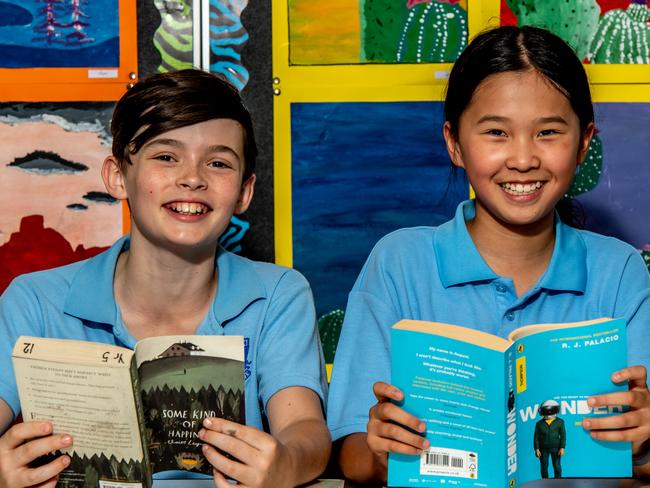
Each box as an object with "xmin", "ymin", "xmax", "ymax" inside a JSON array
[{"xmin": 22, "ymin": 342, "xmax": 34, "ymax": 354}]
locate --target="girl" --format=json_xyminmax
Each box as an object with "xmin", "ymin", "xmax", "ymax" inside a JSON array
[{"xmin": 327, "ymin": 25, "xmax": 650, "ymax": 483}]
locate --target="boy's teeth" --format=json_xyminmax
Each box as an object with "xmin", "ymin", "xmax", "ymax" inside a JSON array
[
  {"xmin": 501, "ymin": 181, "xmax": 543, "ymax": 195},
  {"xmin": 169, "ymin": 202, "xmax": 208, "ymax": 215}
]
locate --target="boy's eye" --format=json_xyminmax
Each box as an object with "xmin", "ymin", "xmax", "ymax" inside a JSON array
[
  {"xmin": 207, "ymin": 160, "xmax": 231, "ymax": 169},
  {"xmin": 154, "ymin": 154, "xmax": 175, "ymax": 162}
]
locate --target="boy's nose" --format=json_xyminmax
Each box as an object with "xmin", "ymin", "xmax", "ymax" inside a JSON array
[{"xmin": 177, "ymin": 166, "xmax": 207, "ymax": 190}]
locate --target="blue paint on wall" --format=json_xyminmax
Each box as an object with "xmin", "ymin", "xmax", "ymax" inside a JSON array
[{"xmin": 291, "ymin": 101, "xmax": 468, "ymax": 317}]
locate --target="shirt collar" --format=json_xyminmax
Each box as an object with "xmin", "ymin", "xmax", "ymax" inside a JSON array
[
  {"xmin": 435, "ymin": 200, "xmax": 498, "ymax": 287},
  {"xmin": 63, "ymin": 235, "xmax": 268, "ymax": 327},
  {"xmin": 434, "ymin": 199, "xmax": 587, "ymax": 293}
]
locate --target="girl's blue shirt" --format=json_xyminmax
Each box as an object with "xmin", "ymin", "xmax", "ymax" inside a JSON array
[{"xmin": 327, "ymin": 199, "xmax": 650, "ymax": 441}]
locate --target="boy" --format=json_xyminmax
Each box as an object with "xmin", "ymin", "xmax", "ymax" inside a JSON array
[{"xmin": 0, "ymin": 69, "xmax": 330, "ymax": 488}]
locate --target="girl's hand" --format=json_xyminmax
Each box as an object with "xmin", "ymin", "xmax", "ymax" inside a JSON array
[
  {"xmin": 582, "ymin": 366, "xmax": 650, "ymax": 454},
  {"xmin": 366, "ymin": 381, "xmax": 429, "ymax": 465},
  {"xmin": 199, "ymin": 417, "xmax": 295, "ymax": 488},
  {"xmin": 0, "ymin": 421, "xmax": 72, "ymax": 488}
]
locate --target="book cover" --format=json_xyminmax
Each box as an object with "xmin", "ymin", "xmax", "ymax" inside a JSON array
[{"xmin": 387, "ymin": 318, "xmax": 630, "ymax": 487}]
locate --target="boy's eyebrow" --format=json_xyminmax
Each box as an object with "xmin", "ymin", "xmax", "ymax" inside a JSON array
[
  {"xmin": 143, "ymin": 138, "xmax": 241, "ymax": 159},
  {"xmin": 476, "ymin": 115, "xmax": 569, "ymax": 125}
]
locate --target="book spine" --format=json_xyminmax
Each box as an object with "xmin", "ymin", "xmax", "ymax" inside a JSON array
[
  {"xmin": 504, "ymin": 345, "xmax": 518, "ymax": 488},
  {"xmin": 130, "ymin": 355, "xmax": 153, "ymax": 488}
]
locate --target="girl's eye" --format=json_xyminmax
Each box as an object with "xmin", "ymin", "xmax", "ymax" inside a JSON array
[
  {"xmin": 538, "ymin": 129, "xmax": 559, "ymax": 137},
  {"xmin": 486, "ymin": 129, "xmax": 506, "ymax": 136}
]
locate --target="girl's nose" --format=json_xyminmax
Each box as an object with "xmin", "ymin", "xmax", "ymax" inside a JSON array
[{"xmin": 506, "ymin": 139, "xmax": 541, "ymax": 171}]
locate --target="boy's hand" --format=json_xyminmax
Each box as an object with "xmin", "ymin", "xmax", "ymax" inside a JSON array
[
  {"xmin": 582, "ymin": 365, "xmax": 650, "ymax": 453},
  {"xmin": 0, "ymin": 421, "xmax": 71, "ymax": 488},
  {"xmin": 367, "ymin": 381, "xmax": 429, "ymax": 464},
  {"xmin": 199, "ymin": 417, "xmax": 295, "ymax": 488}
]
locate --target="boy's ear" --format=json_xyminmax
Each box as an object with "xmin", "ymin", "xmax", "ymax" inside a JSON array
[
  {"xmin": 234, "ymin": 174, "xmax": 256, "ymax": 215},
  {"xmin": 577, "ymin": 122, "xmax": 596, "ymax": 166},
  {"xmin": 101, "ymin": 155, "xmax": 127, "ymax": 200},
  {"xmin": 443, "ymin": 121, "xmax": 465, "ymax": 169}
]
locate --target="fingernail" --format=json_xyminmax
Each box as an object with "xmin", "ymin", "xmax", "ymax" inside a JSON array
[
  {"xmin": 422, "ymin": 439, "xmax": 430, "ymax": 449},
  {"xmin": 61, "ymin": 456, "xmax": 70, "ymax": 466},
  {"xmin": 202, "ymin": 444, "xmax": 209, "ymax": 453},
  {"xmin": 198, "ymin": 429, "xmax": 205, "ymax": 438},
  {"xmin": 418, "ymin": 423, "xmax": 426, "ymax": 432},
  {"xmin": 203, "ymin": 418, "xmax": 212, "ymax": 428},
  {"xmin": 61, "ymin": 435, "xmax": 72, "ymax": 445},
  {"xmin": 583, "ymin": 420, "xmax": 591, "ymax": 429},
  {"xmin": 42, "ymin": 423, "xmax": 52, "ymax": 434},
  {"xmin": 587, "ymin": 397, "xmax": 595, "ymax": 406},
  {"xmin": 613, "ymin": 373, "xmax": 622, "ymax": 381}
]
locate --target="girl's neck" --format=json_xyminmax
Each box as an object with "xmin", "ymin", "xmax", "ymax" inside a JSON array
[
  {"xmin": 113, "ymin": 236, "xmax": 218, "ymax": 339},
  {"xmin": 467, "ymin": 202, "xmax": 556, "ymax": 297}
]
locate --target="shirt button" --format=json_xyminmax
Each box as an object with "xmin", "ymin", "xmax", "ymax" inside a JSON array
[
  {"xmin": 496, "ymin": 284, "xmax": 506, "ymax": 293},
  {"xmin": 506, "ymin": 312, "xmax": 515, "ymax": 321}
]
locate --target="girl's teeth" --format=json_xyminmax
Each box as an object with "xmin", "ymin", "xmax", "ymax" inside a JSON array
[{"xmin": 501, "ymin": 181, "xmax": 543, "ymax": 195}]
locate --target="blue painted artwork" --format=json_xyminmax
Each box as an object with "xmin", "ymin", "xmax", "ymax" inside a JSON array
[
  {"xmin": 291, "ymin": 101, "xmax": 468, "ymax": 318},
  {"xmin": 575, "ymin": 103, "xmax": 650, "ymax": 252},
  {"xmin": 209, "ymin": 0, "xmax": 250, "ymax": 91},
  {"xmin": 0, "ymin": 0, "xmax": 119, "ymax": 68}
]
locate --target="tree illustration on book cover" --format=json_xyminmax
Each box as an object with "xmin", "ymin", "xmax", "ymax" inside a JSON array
[{"xmin": 137, "ymin": 339, "xmax": 245, "ymax": 475}]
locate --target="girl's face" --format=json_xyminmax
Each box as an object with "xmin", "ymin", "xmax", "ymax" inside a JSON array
[{"xmin": 444, "ymin": 70, "xmax": 594, "ymax": 230}]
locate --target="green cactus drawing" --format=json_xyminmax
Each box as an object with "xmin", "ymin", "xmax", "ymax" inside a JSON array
[
  {"xmin": 318, "ymin": 309, "xmax": 345, "ymax": 364},
  {"xmin": 361, "ymin": 0, "xmax": 467, "ymax": 63},
  {"xmin": 506, "ymin": 0, "xmax": 600, "ymax": 60},
  {"xmin": 588, "ymin": 1, "xmax": 650, "ymax": 64},
  {"xmin": 395, "ymin": 2, "xmax": 467, "ymax": 63},
  {"xmin": 566, "ymin": 134, "xmax": 603, "ymax": 198}
]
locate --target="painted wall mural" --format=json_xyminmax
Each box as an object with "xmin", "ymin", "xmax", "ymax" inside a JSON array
[
  {"xmin": 0, "ymin": 0, "xmax": 119, "ymax": 68},
  {"xmin": 288, "ymin": 0, "xmax": 468, "ymax": 65},
  {"xmin": 0, "ymin": 103, "xmax": 121, "ymax": 293},
  {"xmin": 502, "ymin": 0, "xmax": 650, "ymax": 63},
  {"xmin": 290, "ymin": 101, "xmax": 468, "ymax": 330}
]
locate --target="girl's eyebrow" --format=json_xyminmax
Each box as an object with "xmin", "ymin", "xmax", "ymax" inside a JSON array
[{"xmin": 475, "ymin": 115, "xmax": 569, "ymax": 125}]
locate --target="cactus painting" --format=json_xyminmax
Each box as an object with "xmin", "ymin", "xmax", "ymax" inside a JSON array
[
  {"xmin": 503, "ymin": 0, "xmax": 650, "ymax": 64},
  {"xmin": 0, "ymin": 0, "xmax": 119, "ymax": 67},
  {"xmin": 288, "ymin": 0, "xmax": 468, "ymax": 65}
]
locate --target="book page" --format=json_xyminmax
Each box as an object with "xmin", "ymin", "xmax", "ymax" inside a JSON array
[
  {"xmin": 388, "ymin": 328, "xmax": 508, "ymax": 487},
  {"xmin": 394, "ymin": 320, "xmax": 511, "ymax": 352},
  {"xmin": 134, "ymin": 335, "xmax": 245, "ymax": 476},
  {"xmin": 511, "ymin": 318, "xmax": 630, "ymax": 483},
  {"xmin": 12, "ymin": 337, "xmax": 147, "ymax": 487}
]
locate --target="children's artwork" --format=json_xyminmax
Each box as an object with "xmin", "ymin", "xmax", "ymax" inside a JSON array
[
  {"xmin": 502, "ymin": 0, "xmax": 650, "ymax": 64},
  {"xmin": 288, "ymin": 0, "xmax": 468, "ymax": 65},
  {"xmin": 0, "ymin": 0, "xmax": 119, "ymax": 68},
  {"xmin": 153, "ymin": 0, "xmax": 195, "ymax": 73},
  {"xmin": 0, "ymin": 103, "xmax": 122, "ymax": 293},
  {"xmin": 290, "ymin": 101, "xmax": 468, "ymax": 328},
  {"xmin": 208, "ymin": 0, "xmax": 250, "ymax": 91},
  {"xmin": 572, "ymin": 102, "xmax": 650, "ymax": 269}
]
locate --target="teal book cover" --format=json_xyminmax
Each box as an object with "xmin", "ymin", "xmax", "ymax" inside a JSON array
[{"xmin": 388, "ymin": 318, "xmax": 630, "ymax": 487}]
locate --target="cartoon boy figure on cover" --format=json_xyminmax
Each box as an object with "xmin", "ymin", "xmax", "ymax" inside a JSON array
[
  {"xmin": 0, "ymin": 69, "xmax": 330, "ymax": 488},
  {"xmin": 327, "ymin": 25, "xmax": 650, "ymax": 484}
]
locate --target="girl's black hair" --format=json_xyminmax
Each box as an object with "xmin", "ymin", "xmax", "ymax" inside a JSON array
[
  {"xmin": 111, "ymin": 69, "xmax": 257, "ymax": 181},
  {"xmin": 445, "ymin": 25, "xmax": 594, "ymax": 137}
]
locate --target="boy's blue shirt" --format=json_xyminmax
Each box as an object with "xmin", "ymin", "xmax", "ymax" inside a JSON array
[
  {"xmin": 327, "ymin": 199, "xmax": 650, "ymax": 441},
  {"xmin": 0, "ymin": 235, "xmax": 328, "ymax": 431}
]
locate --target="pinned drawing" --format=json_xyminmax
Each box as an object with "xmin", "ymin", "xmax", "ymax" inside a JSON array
[
  {"xmin": 153, "ymin": 0, "xmax": 194, "ymax": 72},
  {"xmin": 288, "ymin": 0, "xmax": 468, "ymax": 65},
  {"xmin": 0, "ymin": 103, "xmax": 121, "ymax": 293},
  {"xmin": 208, "ymin": 0, "xmax": 250, "ymax": 91},
  {"xmin": 0, "ymin": 0, "xmax": 119, "ymax": 68},
  {"xmin": 503, "ymin": 0, "xmax": 650, "ymax": 64}
]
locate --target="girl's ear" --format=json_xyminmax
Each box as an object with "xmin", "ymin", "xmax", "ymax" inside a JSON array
[
  {"xmin": 443, "ymin": 121, "xmax": 465, "ymax": 169},
  {"xmin": 234, "ymin": 173, "xmax": 256, "ymax": 214},
  {"xmin": 577, "ymin": 122, "xmax": 596, "ymax": 165},
  {"xmin": 101, "ymin": 156, "xmax": 128, "ymax": 200}
]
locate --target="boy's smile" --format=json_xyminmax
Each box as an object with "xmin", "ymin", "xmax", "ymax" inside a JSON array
[
  {"xmin": 444, "ymin": 70, "xmax": 593, "ymax": 231},
  {"xmin": 105, "ymin": 118, "xmax": 254, "ymax": 256}
]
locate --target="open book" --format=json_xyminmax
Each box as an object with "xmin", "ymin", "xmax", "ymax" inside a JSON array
[
  {"xmin": 13, "ymin": 335, "xmax": 245, "ymax": 488},
  {"xmin": 388, "ymin": 318, "xmax": 630, "ymax": 487}
]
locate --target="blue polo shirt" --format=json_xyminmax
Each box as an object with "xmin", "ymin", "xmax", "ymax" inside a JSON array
[
  {"xmin": 327, "ymin": 200, "xmax": 650, "ymax": 441},
  {"xmin": 0, "ymin": 236, "xmax": 327, "ymax": 430}
]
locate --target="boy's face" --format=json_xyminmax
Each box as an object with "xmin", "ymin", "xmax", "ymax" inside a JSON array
[{"xmin": 104, "ymin": 118, "xmax": 254, "ymax": 255}]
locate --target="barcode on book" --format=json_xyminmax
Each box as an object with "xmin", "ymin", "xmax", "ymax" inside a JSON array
[
  {"xmin": 420, "ymin": 447, "xmax": 478, "ymax": 479},
  {"xmin": 99, "ymin": 482, "xmax": 142, "ymax": 488}
]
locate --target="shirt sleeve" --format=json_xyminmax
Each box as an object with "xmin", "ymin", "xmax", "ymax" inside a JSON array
[
  {"xmin": 615, "ymin": 251, "xmax": 650, "ymax": 370},
  {"xmin": 326, "ymin": 243, "xmax": 402, "ymax": 441},
  {"xmin": 256, "ymin": 269, "xmax": 328, "ymax": 413},
  {"xmin": 0, "ymin": 276, "xmax": 45, "ymax": 419}
]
